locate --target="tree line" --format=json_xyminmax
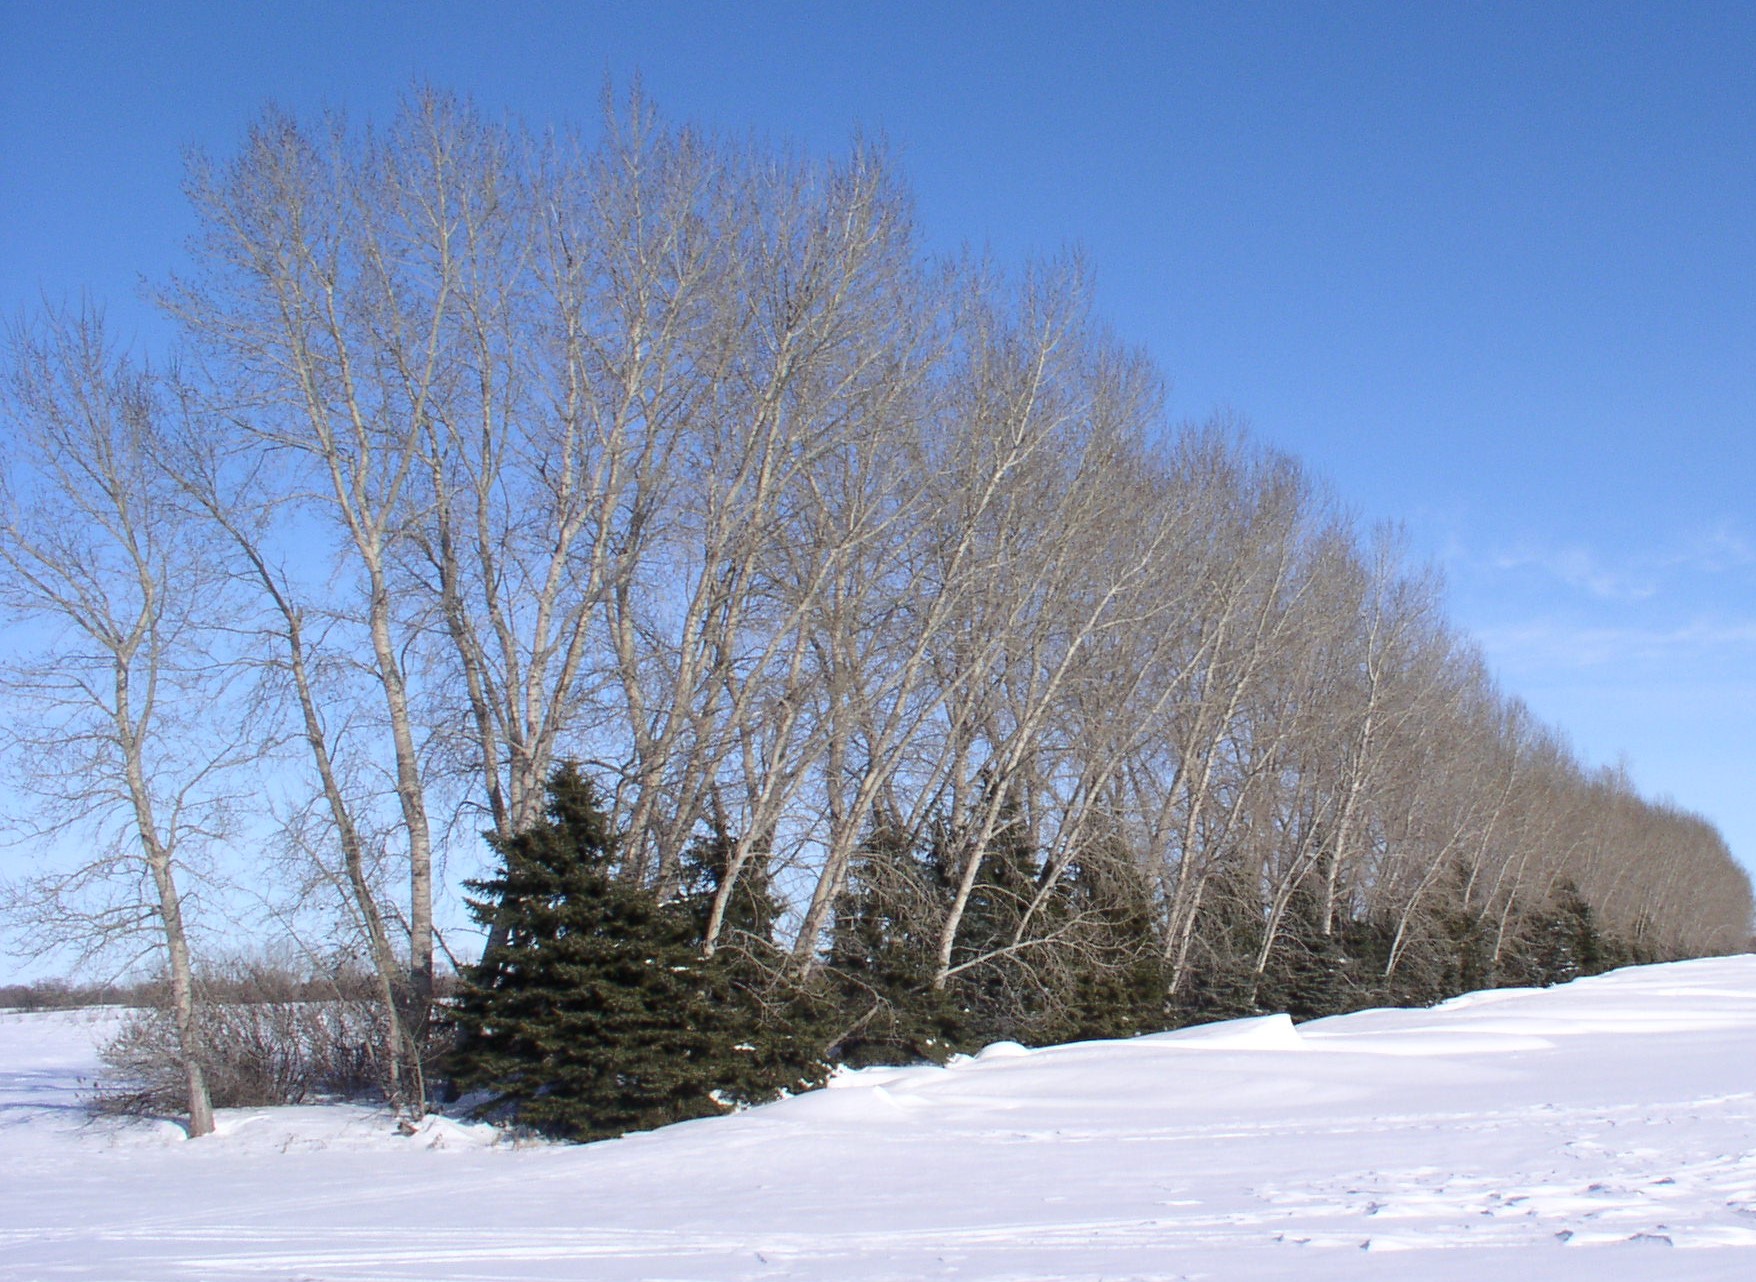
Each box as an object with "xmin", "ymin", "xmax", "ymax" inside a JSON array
[{"xmin": 2, "ymin": 88, "xmax": 1749, "ymax": 1137}]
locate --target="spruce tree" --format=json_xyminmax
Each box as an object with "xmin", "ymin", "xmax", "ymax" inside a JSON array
[
  {"xmin": 947, "ymin": 792, "xmax": 1048, "ymax": 1046},
  {"xmin": 1046, "ymin": 841, "xmax": 1173, "ymax": 1042},
  {"xmin": 677, "ymin": 825, "xmax": 836, "ymax": 1104},
  {"xmin": 448, "ymin": 764, "xmax": 816, "ymax": 1141},
  {"xmin": 827, "ymin": 817, "xmax": 966, "ymax": 1065}
]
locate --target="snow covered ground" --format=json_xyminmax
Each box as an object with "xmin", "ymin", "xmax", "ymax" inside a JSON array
[{"xmin": 4, "ymin": 958, "xmax": 1756, "ymax": 1281}]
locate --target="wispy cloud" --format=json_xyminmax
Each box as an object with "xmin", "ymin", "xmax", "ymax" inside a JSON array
[
  {"xmin": 1453, "ymin": 520, "xmax": 1755, "ymax": 604},
  {"xmin": 1657, "ymin": 522, "xmax": 1756, "ymax": 575},
  {"xmin": 1490, "ymin": 545, "xmax": 1657, "ymax": 601},
  {"xmin": 1474, "ymin": 618, "xmax": 1756, "ymax": 670}
]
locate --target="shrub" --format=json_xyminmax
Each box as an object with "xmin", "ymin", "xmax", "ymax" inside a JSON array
[
  {"xmin": 0, "ymin": 977, "xmax": 162, "ymax": 1011},
  {"xmin": 91, "ymin": 959, "xmax": 393, "ymax": 1115}
]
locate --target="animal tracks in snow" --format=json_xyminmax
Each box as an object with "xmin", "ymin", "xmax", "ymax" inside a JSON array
[{"xmin": 1252, "ymin": 1131, "xmax": 1756, "ymax": 1252}]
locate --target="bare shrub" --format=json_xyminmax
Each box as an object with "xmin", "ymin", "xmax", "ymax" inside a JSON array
[
  {"xmin": 92, "ymin": 960, "xmax": 393, "ymax": 1115},
  {"xmin": 0, "ymin": 977, "xmax": 160, "ymax": 1011}
]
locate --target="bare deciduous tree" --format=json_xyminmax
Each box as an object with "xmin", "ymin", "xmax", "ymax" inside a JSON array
[{"xmin": 0, "ymin": 307, "xmax": 261, "ymax": 1136}]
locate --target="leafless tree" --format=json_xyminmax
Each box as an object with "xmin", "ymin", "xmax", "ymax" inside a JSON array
[
  {"xmin": 170, "ymin": 98, "xmax": 457, "ymax": 1017},
  {"xmin": 0, "ymin": 307, "xmax": 263, "ymax": 1136},
  {"xmin": 163, "ymin": 412, "xmax": 427, "ymax": 1115}
]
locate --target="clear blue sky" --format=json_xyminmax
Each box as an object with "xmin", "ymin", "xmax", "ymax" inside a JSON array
[{"xmin": 4, "ymin": 0, "xmax": 1753, "ymax": 874}]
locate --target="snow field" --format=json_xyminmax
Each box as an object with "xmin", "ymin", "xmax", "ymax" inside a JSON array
[{"xmin": 3, "ymin": 956, "xmax": 1755, "ymax": 1280}]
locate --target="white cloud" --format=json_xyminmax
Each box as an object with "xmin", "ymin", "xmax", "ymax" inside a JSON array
[
  {"xmin": 1490, "ymin": 545, "xmax": 1657, "ymax": 601},
  {"xmin": 1450, "ymin": 520, "xmax": 1755, "ymax": 605},
  {"xmin": 1659, "ymin": 522, "xmax": 1756, "ymax": 574},
  {"xmin": 1475, "ymin": 618, "xmax": 1756, "ymax": 670}
]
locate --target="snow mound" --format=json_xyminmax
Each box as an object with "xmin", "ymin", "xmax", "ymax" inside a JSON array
[{"xmin": 1147, "ymin": 1010, "xmax": 1306, "ymax": 1051}]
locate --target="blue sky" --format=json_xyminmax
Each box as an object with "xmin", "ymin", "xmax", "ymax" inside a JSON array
[{"xmin": 3, "ymin": 0, "xmax": 1752, "ymax": 874}]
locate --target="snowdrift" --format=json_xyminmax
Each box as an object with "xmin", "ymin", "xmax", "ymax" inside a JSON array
[{"xmin": 4, "ymin": 957, "xmax": 1756, "ymax": 1280}]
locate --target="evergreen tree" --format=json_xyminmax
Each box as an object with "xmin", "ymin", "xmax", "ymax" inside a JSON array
[
  {"xmin": 1046, "ymin": 840, "xmax": 1173, "ymax": 1042},
  {"xmin": 1172, "ymin": 856, "xmax": 1272, "ymax": 1022},
  {"xmin": 827, "ymin": 816, "xmax": 966, "ymax": 1065},
  {"xmin": 1261, "ymin": 876, "xmax": 1368, "ymax": 1020},
  {"xmin": 1501, "ymin": 879, "xmax": 1610, "ymax": 988},
  {"xmin": 677, "ymin": 824, "xmax": 836, "ymax": 1104},
  {"xmin": 946, "ymin": 792, "xmax": 1048, "ymax": 1046},
  {"xmin": 447, "ymin": 763, "xmax": 825, "ymax": 1141}
]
